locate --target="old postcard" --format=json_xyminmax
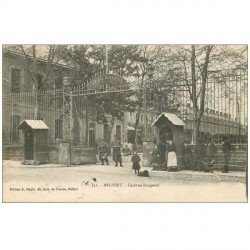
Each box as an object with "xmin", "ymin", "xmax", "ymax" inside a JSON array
[{"xmin": 2, "ymin": 44, "xmax": 248, "ymax": 202}]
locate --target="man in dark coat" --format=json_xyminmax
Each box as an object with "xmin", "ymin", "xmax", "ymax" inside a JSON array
[
  {"xmin": 98, "ymin": 139, "xmax": 109, "ymax": 165},
  {"xmin": 194, "ymin": 138, "xmax": 206, "ymax": 171},
  {"xmin": 222, "ymin": 136, "xmax": 231, "ymax": 173},
  {"xmin": 151, "ymin": 145, "xmax": 161, "ymax": 170},
  {"xmin": 111, "ymin": 135, "xmax": 123, "ymax": 167},
  {"xmin": 204, "ymin": 138, "xmax": 217, "ymax": 172},
  {"xmin": 95, "ymin": 137, "xmax": 101, "ymax": 156},
  {"xmin": 182, "ymin": 141, "xmax": 193, "ymax": 170}
]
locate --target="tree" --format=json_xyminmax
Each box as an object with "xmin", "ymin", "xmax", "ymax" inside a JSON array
[
  {"xmin": 128, "ymin": 45, "xmax": 175, "ymax": 149},
  {"xmin": 64, "ymin": 45, "xmax": 140, "ymax": 146},
  {"xmin": 93, "ymin": 92, "xmax": 137, "ymax": 146},
  {"xmin": 158, "ymin": 45, "xmax": 247, "ymax": 143},
  {"xmin": 9, "ymin": 45, "xmax": 68, "ymax": 119}
]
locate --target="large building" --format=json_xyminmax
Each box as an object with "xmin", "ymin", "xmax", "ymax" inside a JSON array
[
  {"xmin": 3, "ymin": 48, "xmax": 68, "ymax": 146},
  {"xmin": 2, "ymin": 48, "xmax": 128, "ymax": 151},
  {"xmin": 2, "ymin": 47, "xmax": 247, "ymax": 159}
]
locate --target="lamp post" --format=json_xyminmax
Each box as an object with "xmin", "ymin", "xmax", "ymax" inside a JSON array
[{"xmin": 143, "ymin": 61, "xmax": 154, "ymax": 141}]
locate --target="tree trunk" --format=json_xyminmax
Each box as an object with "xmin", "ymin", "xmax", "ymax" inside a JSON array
[
  {"xmin": 193, "ymin": 115, "xmax": 201, "ymax": 143},
  {"xmin": 134, "ymin": 110, "xmax": 141, "ymax": 151},
  {"xmin": 108, "ymin": 116, "xmax": 115, "ymax": 148}
]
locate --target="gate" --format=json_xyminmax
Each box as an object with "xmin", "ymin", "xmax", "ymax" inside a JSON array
[{"xmin": 2, "ymin": 69, "xmax": 248, "ymax": 164}]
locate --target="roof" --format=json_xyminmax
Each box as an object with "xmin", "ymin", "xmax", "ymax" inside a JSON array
[
  {"xmin": 3, "ymin": 48, "xmax": 68, "ymax": 68},
  {"xmin": 152, "ymin": 113, "xmax": 185, "ymax": 126},
  {"xmin": 18, "ymin": 120, "xmax": 49, "ymax": 130}
]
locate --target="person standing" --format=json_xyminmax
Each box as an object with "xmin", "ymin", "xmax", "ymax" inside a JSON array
[
  {"xmin": 131, "ymin": 151, "xmax": 141, "ymax": 174},
  {"xmin": 111, "ymin": 135, "xmax": 123, "ymax": 167},
  {"xmin": 205, "ymin": 138, "xmax": 217, "ymax": 172},
  {"xmin": 166, "ymin": 140, "xmax": 178, "ymax": 172},
  {"xmin": 151, "ymin": 144, "xmax": 161, "ymax": 170},
  {"xmin": 98, "ymin": 139, "xmax": 109, "ymax": 165},
  {"xmin": 194, "ymin": 138, "xmax": 206, "ymax": 171},
  {"xmin": 182, "ymin": 141, "xmax": 193, "ymax": 170},
  {"xmin": 95, "ymin": 137, "xmax": 101, "ymax": 156},
  {"xmin": 128, "ymin": 142, "xmax": 133, "ymax": 155},
  {"xmin": 123, "ymin": 140, "xmax": 129, "ymax": 156},
  {"xmin": 222, "ymin": 136, "xmax": 231, "ymax": 173}
]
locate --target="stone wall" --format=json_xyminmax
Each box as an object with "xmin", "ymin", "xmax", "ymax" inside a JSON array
[
  {"xmin": 3, "ymin": 145, "xmax": 23, "ymax": 161},
  {"xmin": 3, "ymin": 143, "xmax": 97, "ymax": 165}
]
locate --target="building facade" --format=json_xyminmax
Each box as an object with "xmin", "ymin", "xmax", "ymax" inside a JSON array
[{"xmin": 2, "ymin": 49, "xmax": 129, "ymax": 151}]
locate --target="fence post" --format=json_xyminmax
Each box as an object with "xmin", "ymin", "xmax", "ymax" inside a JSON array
[{"xmin": 63, "ymin": 76, "xmax": 73, "ymax": 165}]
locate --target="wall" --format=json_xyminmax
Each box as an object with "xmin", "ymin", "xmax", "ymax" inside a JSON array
[
  {"xmin": 57, "ymin": 142, "xmax": 97, "ymax": 165},
  {"xmin": 3, "ymin": 145, "xmax": 23, "ymax": 161},
  {"xmin": 3, "ymin": 143, "xmax": 97, "ymax": 165}
]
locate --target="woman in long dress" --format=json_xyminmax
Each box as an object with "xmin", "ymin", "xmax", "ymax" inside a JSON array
[{"xmin": 166, "ymin": 140, "xmax": 178, "ymax": 172}]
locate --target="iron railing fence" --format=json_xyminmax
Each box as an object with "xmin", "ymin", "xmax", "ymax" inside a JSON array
[
  {"xmin": 2, "ymin": 69, "xmax": 248, "ymax": 146},
  {"xmin": 3, "ymin": 89, "xmax": 64, "ymax": 146}
]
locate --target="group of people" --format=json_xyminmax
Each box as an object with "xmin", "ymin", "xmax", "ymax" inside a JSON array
[
  {"xmin": 97, "ymin": 135, "xmax": 123, "ymax": 167},
  {"xmin": 183, "ymin": 138, "xmax": 218, "ymax": 172},
  {"xmin": 97, "ymin": 135, "xmax": 142, "ymax": 174},
  {"xmin": 122, "ymin": 141, "xmax": 134, "ymax": 156},
  {"xmin": 151, "ymin": 136, "xmax": 232, "ymax": 173},
  {"xmin": 151, "ymin": 139, "xmax": 179, "ymax": 172},
  {"xmin": 192, "ymin": 136, "xmax": 231, "ymax": 173},
  {"xmin": 97, "ymin": 135, "xmax": 232, "ymax": 174}
]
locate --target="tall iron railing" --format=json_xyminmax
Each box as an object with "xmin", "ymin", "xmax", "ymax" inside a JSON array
[{"xmin": 2, "ymin": 69, "xmax": 248, "ymax": 146}]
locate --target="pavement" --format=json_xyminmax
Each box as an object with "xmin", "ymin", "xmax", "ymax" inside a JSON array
[
  {"xmin": 2, "ymin": 157, "xmax": 247, "ymax": 202},
  {"xmin": 3, "ymin": 156, "xmax": 246, "ymax": 183}
]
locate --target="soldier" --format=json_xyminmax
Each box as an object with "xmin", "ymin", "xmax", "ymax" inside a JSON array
[
  {"xmin": 111, "ymin": 135, "xmax": 123, "ymax": 167},
  {"xmin": 193, "ymin": 138, "xmax": 206, "ymax": 171},
  {"xmin": 222, "ymin": 136, "xmax": 231, "ymax": 173},
  {"xmin": 182, "ymin": 141, "xmax": 193, "ymax": 170},
  {"xmin": 151, "ymin": 144, "xmax": 161, "ymax": 170},
  {"xmin": 98, "ymin": 139, "xmax": 109, "ymax": 165},
  {"xmin": 95, "ymin": 137, "xmax": 101, "ymax": 156},
  {"xmin": 204, "ymin": 138, "xmax": 217, "ymax": 172}
]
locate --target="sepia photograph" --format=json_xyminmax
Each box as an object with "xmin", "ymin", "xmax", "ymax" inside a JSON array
[{"xmin": 2, "ymin": 44, "xmax": 248, "ymax": 202}]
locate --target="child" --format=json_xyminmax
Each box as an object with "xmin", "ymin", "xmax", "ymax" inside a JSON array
[{"xmin": 131, "ymin": 152, "xmax": 141, "ymax": 174}]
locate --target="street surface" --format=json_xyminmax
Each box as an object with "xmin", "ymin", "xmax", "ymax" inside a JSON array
[{"xmin": 3, "ymin": 156, "xmax": 247, "ymax": 202}]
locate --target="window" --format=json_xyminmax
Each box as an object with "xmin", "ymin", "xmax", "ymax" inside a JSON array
[
  {"xmin": 55, "ymin": 119, "xmax": 63, "ymax": 140},
  {"xmin": 10, "ymin": 115, "xmax": 20, "ymax": 142},
  {"xmin": 11, "ymin": 68, "xmax": 21, "ymax": 93},
  {"xmin": 103, "ymin": 124, "xmax": 109, "ymax": 142},
  {"xmin": 116, "ymin": 125, "xmax": 121, "ymax": 141}
]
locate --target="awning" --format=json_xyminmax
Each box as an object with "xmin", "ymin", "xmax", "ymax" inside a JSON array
[
  {"xmin": 127, "ymin": 125, "xmax": 135, "ymax": 131},
  {"xmin": 152, "ymin": 113, "xmax": 185, "ymax": 126},
  {"xmin": 18, "ymin": 120, "xmax": 49, "ymax": 130}
]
